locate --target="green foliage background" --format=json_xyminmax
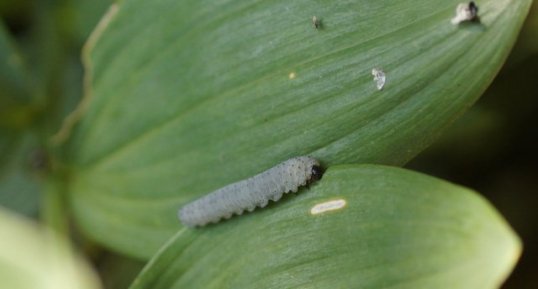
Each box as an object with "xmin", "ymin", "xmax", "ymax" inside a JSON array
[{"xmin": 1, "ymin": 0, "xmax": 537, "ymax": 288}]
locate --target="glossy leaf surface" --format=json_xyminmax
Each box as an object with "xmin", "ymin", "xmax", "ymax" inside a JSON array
[
  {"xmin": 67, "ymin": 0, "xmax": 531, "ymax": 258},
  {"xmin": 130, "ymin": 165, "xmax": 521, "ymax": 289}
]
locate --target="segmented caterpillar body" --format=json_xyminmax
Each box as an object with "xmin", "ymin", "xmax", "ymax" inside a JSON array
[{"xmin": 178, "ymin": 156, "xmax": 322, "ymax": 227}]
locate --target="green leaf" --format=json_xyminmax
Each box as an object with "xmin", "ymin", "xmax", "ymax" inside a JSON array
[
  {"xmin": 0, "ymin": 134, "xmax": 41, "ymax": 217},
  {"xmin": 0, "ymin": 207, "xmax": 101, "ymax": 289},
  {"xmin": 0, "ymin": 24, "xmax": 42, "ymax": 218},
  {"xmin": 67, "ymin": 0, "xmax": 531, "ymax": 258},
  {"xmin": 129, "ymin": 165, "xmax": 521, "ymax": 289},
  {"xmin": 0, "ymin": 21, "xmax": 35, "ymax": 130}
]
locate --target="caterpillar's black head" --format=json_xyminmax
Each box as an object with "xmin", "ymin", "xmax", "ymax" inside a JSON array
[
  {"xmin": 469, "ymin": 1, "xmax": 478, "ymax": 13},
  {"xmin": 310, "ymin": 165, "xmax": 324, "ymax": 182}
]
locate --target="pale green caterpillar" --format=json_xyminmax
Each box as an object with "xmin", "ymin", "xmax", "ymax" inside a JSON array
[{"xmin": 178, "ymin": 156, "xmax": 323, "ymax": 227}]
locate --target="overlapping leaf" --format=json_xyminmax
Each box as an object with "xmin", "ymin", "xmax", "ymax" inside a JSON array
[
  {"xmin": 129, "ymin": 165, "xmax": 521, "ymax": 289},
  {"xmin": 67, "ymin": 0, "xmax": 531, "ymax": 258}
]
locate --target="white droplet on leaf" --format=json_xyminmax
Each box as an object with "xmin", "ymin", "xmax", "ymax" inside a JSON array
[
  {"xmin": 312, "ymin": 16, "xmax": 321, "ymax": 29},
  {"xmin": 371, "ymin": 68, "xmax": 386, "ymax": 90},
  {"xmin": 451, "ymin": 2, "xmax": 479, "ymax": 25},
  {"xmin": 310, "ymin": 199, "xmax": 347, "ymax": 215}
]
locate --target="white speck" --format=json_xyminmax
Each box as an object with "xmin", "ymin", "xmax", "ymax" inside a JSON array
[
  {"xmin": 312, "ymin": 16, "xmax": 321, "ymax": 29},
  {"xmin": 451, "ymin": 2, "xmax": 479, "ymax": 25},
  {"xmin": 289, "ymin": 72, "xmax": 296, "ymax": 80},
  {"xmin": 371, "ymin": 68, "xmax": 386, "ymax": 90},
  {"xmin": 310, "ymin": 199, "xmax": 347, "ymax": 215}
]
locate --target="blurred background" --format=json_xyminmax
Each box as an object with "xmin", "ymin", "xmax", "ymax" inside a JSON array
[{"xmin": 0, "ymin": 0, "xmax": 536, "ymax": 288}]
